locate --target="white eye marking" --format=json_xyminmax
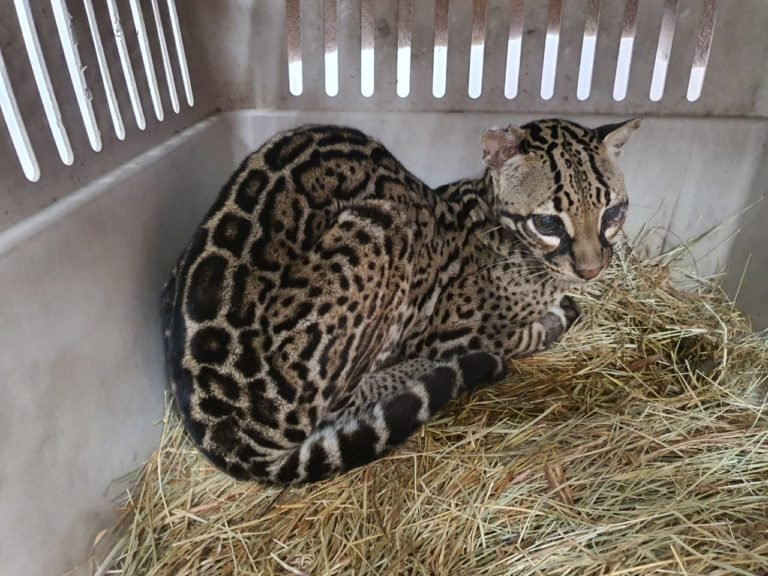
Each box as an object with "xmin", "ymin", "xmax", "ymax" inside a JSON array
[
  {"xmin": 559, "ymin": 212, "xmax": 575, "ymax": 237},
  {"xmin": 527, "ymin": 220, "xmax": 561, "ymax": 247},
  {"xmin": 604, "ymin": 224, "xmax": 621, "ymax": 240},
  {"xmin": 499, "ymin": 213, "xmax": 521, "ymax": 231},
  {"xmin": 600, "ymin": 201, "xmax": 628, "ymax": 241}
]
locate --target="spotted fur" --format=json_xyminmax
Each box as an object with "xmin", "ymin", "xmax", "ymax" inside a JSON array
[{"xmin": 161, "ymin": 118, "xmax": 640, "ymax": 484}]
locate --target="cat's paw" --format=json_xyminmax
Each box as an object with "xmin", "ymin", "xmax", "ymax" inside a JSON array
[
  {"xmin": 558, "ymin": 295, "xmax": 581, "ymax": 330},
  {"xmin": 539, "ymin": 296, "xmax": 581, "ymax": 348}
]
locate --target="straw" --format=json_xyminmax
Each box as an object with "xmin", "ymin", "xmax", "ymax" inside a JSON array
[{"xmin": 102, "ymin": 240, "xmax": 768, "ymax": 575}]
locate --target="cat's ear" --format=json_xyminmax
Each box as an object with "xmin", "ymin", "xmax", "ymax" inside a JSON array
[
  {"xmin": 481, "ymin": 126, "xmax": 526, "ymax": 169},
  {"xmin": 595, "ymin": 118, "xmax": 641, "ymax": 158}
]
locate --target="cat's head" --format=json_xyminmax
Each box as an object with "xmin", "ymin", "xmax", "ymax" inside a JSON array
[{"xmin": 481, "ymin": 118, "xmax": 640, "ymax": 283}]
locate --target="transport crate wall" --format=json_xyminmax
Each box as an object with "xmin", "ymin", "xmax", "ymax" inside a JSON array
[{"xmin": 0, "ymin": 1, "xmax": 766, "ymax": 575}]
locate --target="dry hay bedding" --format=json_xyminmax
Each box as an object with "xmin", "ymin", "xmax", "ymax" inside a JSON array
[{"xmin": 101, "ymin": 242, "xmax": 768, "ymax": 576}]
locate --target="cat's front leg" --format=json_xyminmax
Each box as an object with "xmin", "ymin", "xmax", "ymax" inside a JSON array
[{"xmin": 507, "ymin": 295, "xmax": 581, "ymax": 357}]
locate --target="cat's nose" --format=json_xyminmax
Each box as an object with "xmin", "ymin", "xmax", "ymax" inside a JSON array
[{"xmin": 575, "ymin": 266, "xmax": 601, "ymax": 280}]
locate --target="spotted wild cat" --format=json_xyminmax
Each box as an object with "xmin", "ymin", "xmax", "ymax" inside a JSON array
[{"xmin": 161, "ymin": 118, "xmax": 640, "ymax": 484}]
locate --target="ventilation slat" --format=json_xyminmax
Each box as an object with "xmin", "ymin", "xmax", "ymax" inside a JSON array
[
  {"xmin": 613, "ymin": 0, "xmax": 638, "ymax": 101},
  {"xmin": 151, "ymin": 0, "xmax": 180, "ymax": 114},
  {"xmin": 577, "ymin": 0, "xmax": 601, "ymax": 101},
  {"xmin": 468, "ymin": 0, "xmax": 487, "ymax": 99},
  {"xmin": 396, "ymin": 0, "xmax": 412, "ymax": 98},
  {"xmin": 324, "ymin": 0, "xmax": 339, "ymax": 97},
  {"xmin": 280, "ymin": 0, "xmax": 717, "ymax": 106},
  {"xmin": 52, "ymin": 0, "xmax": 102, "ymax": 153},
  {"xmin": 540, "ymin": 0, "xmax": 561, "ymax": 100},
  {"xmin": 0, "ymin": 46, "xmax": 40, "ymax": 181},
  {"xmin": 166, "ymin": 0, "xmax": 193, "ymax": 106},
  {"xmin": 687, "ymin": 0, "xmax": 716, "ymax": 102},
  {"xmin": 2, "ymin": 0, "xmax": 195, "ymax": 184},
  {"xmin": 106, "ymin": 0, "xmax": 146, "ymax": 130},
  {"xmin": 432, "ymin": 0, "xmax": 449, "ymax": 98},
  {"xmin": 130, "ymin": 0, "xmax": 164, "ymax": 121},
  {"xmin": 14, "ymin": 0, "xmax": 74, "ymax": 165},
  {"xmin": 360, "ymin": 0, "xmax": 375, "ymax": 97},
  {"xmin": 82, "ymin": 0, "xmax": 125, "ymax": 140},
  {"xmin": 649, "ymin": 0, "xmax": 679, "ymax": 101},
  {"xmin": 286, "ymin": 0, "xmax": 302, "ymax": 96},
  {"xmin": 504, "ymin": 0, "xmax": 526, "ymax": 99}
]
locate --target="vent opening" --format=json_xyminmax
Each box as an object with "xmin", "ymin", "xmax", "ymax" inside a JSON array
[
  {"xmin": 107, "ymin": 0, "xmax": 147, "ymax": 129},
  {"xmin": 83, "ymin": 0, "xmax": 125, "ymax": 140},
  {"xmin": 151, "ymin": 0, "xmax": 180, "ymax": 114},
  {"xmin": 130, "ymin": 0, "xmax": 164, "ymax": 121},
  {"xmin": 166, "ymin": 0, "xmax": 193, "ymax": 106}
]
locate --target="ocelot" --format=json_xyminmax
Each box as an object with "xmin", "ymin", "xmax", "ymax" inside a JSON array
[{"xmin": 161, "ymin": 118, "xmax": 640, "ymax": 484}]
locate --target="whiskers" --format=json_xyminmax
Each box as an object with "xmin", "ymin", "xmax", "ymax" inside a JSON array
[
  {"xmin": 479, "ymin": 225, "xmax": 504, "ymax": 237},
  {"xmin": 479, "ymin": 255, "xmax": 554, "ymax": 287}
]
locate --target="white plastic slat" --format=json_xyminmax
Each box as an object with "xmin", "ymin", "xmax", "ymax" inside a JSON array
[
  {"xmin": 468, "ymin": 0, "xmax": 487, "ymax": 99},
  {"xmin": 0, "ymin": 46, "xmax": 40, "ymax": 181},
  {"xmin": 650, "ymin": 0, "xmax": 679, "ymax": 101},
  {"xmin": 613, "ymin": 0, "xmax": 638, "ymax": 101},
  {"xmin": 14, "ymin": 0, "xmax": 74, "ymax": 165},
  {"xmin": 687, "ymin": 0, "xmax": 716, "ymax": 102},
  {"xmin": 540, "ymin": 0, "xmax": 561, "ymax": 100},
  {"xmin": 286, "ymin": 0, "xmax": 302, "ymax": 96},
  {"xmin": 151, "ymin": 0, "xmax": 180, "ymax": 114},
  {"xmin": 166, "ymin": 0, "xmax": 193, "ymax": 106},
  {"xmin": 360, "ymin": 0, "xmax": 375, "ymax": 97},
  {"xmin": 324, "ymin": 0, "xmax": 339, "ymax": 97},
  {"xmin": 504, "ymin": 0, "xmax": 526, "ymax": 99},
  {"xmin": 577, "ymin": 0, "xmax": 600, "ymax": 101},
  {"xmin": 106, "ymin": 0, "xmax": 146, "ymax": 130},
  {"xmin": 51, "ymin": 0, "xmax": 102, "ymax": 152},
  {"xmin": 129, "ymin": 0, "xmax": 164, "ymax": 121},
  {"xmin": 432, "ymin": 0, "xmax": 449, "ymax": 98},
  {"xmin": 82, "ymin": 0, "xmax": 125, "ymax": 140},
  {"xmin": 396, "ymin": 0, "xmax": 412, "ymax": 98}
]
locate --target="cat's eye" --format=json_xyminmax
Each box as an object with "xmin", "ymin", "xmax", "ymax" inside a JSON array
[
  {"xmin": 532, "ymin": 214, "xmax": 564, "ymax": 236},
  {"xmin": 602, "ymin": 203, "xmax": 627, "ymax": 227}
]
